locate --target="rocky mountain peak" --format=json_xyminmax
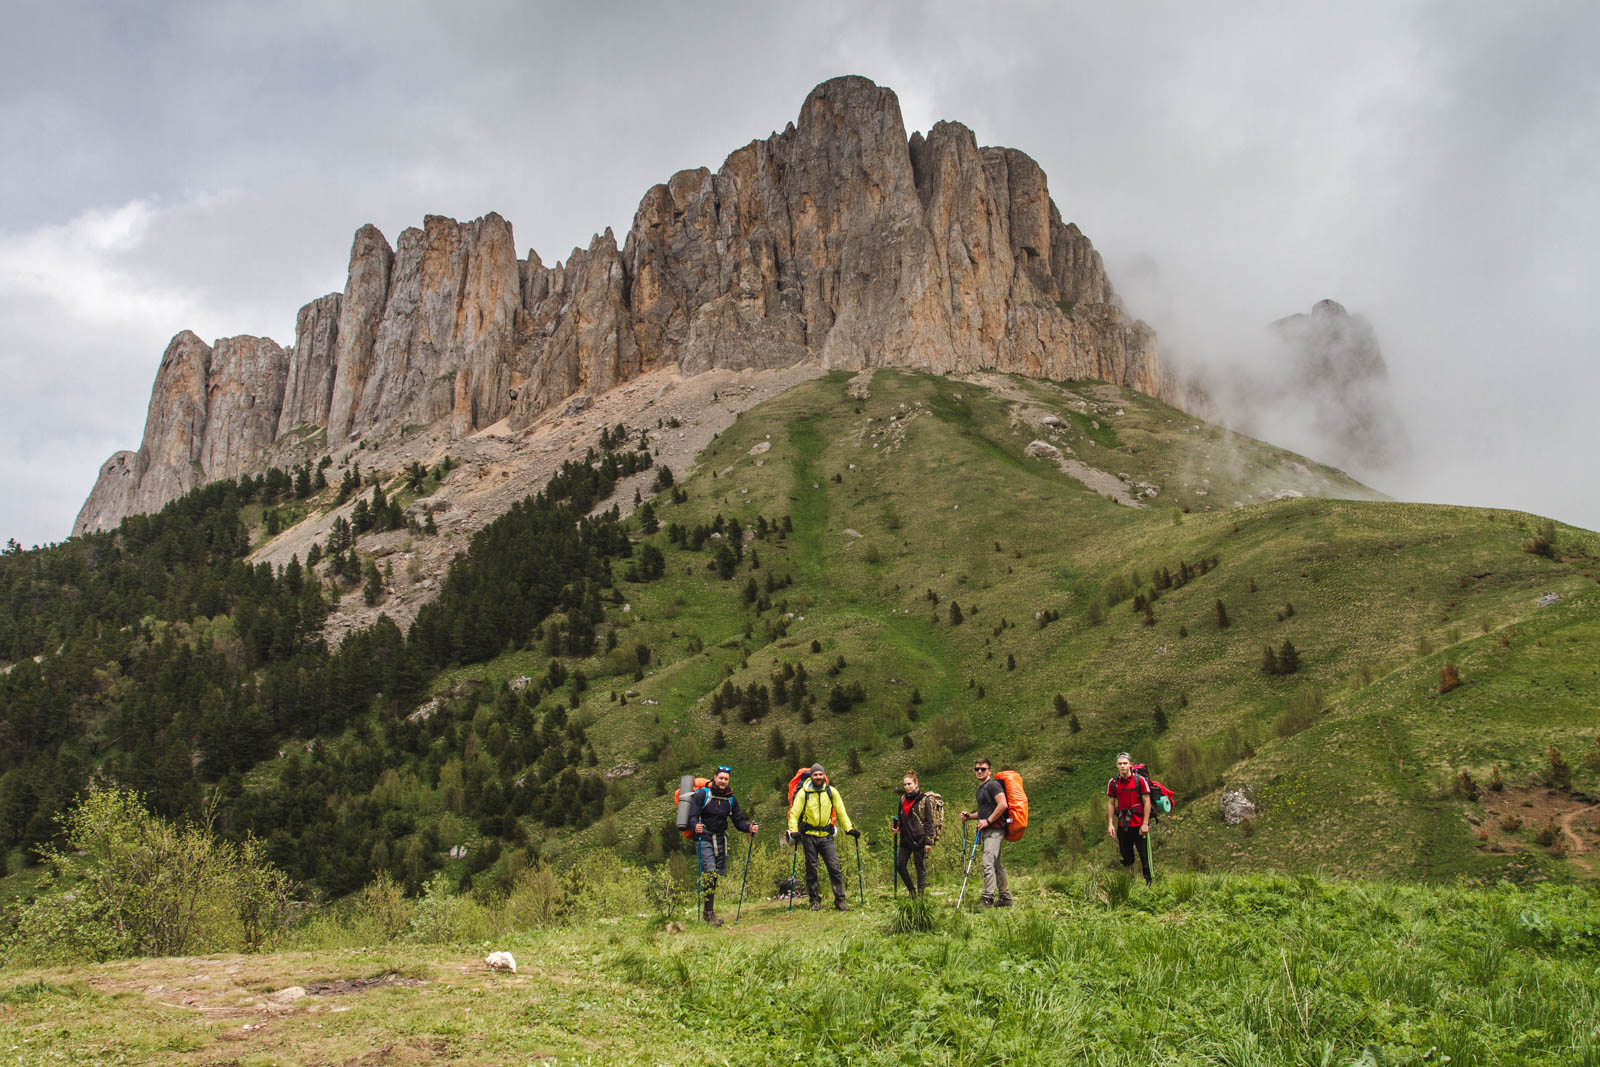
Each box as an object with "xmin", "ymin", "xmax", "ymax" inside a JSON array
[{"xmin": 76, "ymin": 75, "xmax": 1171, "ymax": 535}]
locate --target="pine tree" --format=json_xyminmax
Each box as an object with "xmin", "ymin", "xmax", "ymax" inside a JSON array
[
  {"xmin": 949, "ymin": 601, "xmax": 964, "ymax": 625},
  {"xmin": 1069, "ymin": 712, "xmax": 1082, "ymax": 734},
  {"xmin": 1277, "ymin": 640, "xmax": 1300, "ymax": 674},
  {"xmin": 1053, "ymin": 693, "xmax": 1069, "ymax": 718},
  {"xmin": 1215, "ymin": 599, "xmax": 1230, "ymax": 629},
  {"xmin": 1261, "ymin": 646, "xmax": 1280, "ymax": 675}
]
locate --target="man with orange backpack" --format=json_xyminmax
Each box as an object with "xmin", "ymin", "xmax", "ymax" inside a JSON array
[
  {"xmin": 1106, "ymin": 752, "xmax": 1153, "ymax": 886},
  {"xmin": 959, "ymin": 757, "xmax": 1014, "ymax": 907},
  {"xmin": 686, "ymin": 765, "xmax": 758, "ymax": 925},
  {"xmin": 786, "ymin": 764, "xmax": 857, "ymax": 911}
]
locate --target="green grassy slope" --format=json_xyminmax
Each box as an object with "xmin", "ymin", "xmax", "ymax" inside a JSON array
[
  {"xmin": 3, "ymin": 871, "xmax": 1597, "ymax": 1065},
  {"xmin": 453, "ymin": 368, "xmax": 1597, "ymax": 883}
]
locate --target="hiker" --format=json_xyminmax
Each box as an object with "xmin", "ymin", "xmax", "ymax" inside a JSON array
[
  {"xmin": 786, "ymin": 763, "xmax": 857, "ymax": 911},
  {"xmin": 687, "ymin": 765, "xmax": 758, "ymax": 925},
  {"xmin": 893, "ymin": 770, "xmax": 941, "ymax": 895},
  {"xmin": 1106, "ymin": 752, "xmax": 1153, "ymax": 886},
  {"xmin": 959, "ymin": 757, "xmax": 1013, "ymax": 907}
]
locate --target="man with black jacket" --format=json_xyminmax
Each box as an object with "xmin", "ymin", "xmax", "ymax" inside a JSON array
[
  {"xmin": 893, "ymin": 770, "xmax": 941, "ymax": 895},
  {"xmin": 687, "ymin": 765, "xmax": 758, "ymax": 926}
]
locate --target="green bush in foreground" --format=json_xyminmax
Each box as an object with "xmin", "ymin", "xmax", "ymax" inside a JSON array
[{"xmin": 0, "ymin": 789, "xmax": 292, "ymax": 966}]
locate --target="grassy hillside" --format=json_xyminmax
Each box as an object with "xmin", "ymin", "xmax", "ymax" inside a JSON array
[
  {"xmin": 494, "ymin": 368, "xmax": 1600, "ymax": 884},
  {"xmin": 2, "ymin": 870, "xmax": 1597, "ymax": 1065}
]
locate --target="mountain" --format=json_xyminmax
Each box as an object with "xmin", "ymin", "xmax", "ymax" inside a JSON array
[
  {"xmin": 74, "ymin": 75, "xmax": 1168, "ymax": 536},
  {"xmin": 10, "ymin": 366, "xmax": 1597, "ymax": 904}
]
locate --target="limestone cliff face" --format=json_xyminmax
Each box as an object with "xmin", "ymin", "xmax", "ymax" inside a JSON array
[
  {"xmin": 77, "ymin": 75, "xmax": 1170, "ymax": 534},
  {"xmin": 277, "ymin": 293, "xmax": 341, "ymax": 437}
]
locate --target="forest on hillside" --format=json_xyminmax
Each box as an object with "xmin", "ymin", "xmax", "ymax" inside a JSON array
[{"xmin": 0, "ymin": 437, "xmax": 670, "ymax": 896}]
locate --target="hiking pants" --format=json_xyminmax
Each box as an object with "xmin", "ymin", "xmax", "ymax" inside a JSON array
[
  {"xmin": 1116, "ymin": 826, "xmax": 1151, "ymax": 884},
  {"xmin": 697, "ymin": 834, "xmax": 729, "ymax": 894},
  {"xmin": 980, "ymin": 828, "xmax": 1012, "ymax": 904},
  {"xmin": 896, "ymin": 841, "xmax": 927, "ymax": 895},
  {"xmin": 801, "ymin": 833, "xmax": 846, "ymax": 904}
]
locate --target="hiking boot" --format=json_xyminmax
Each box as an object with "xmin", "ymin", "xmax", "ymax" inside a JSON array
[
  {"xmin": 834, "ymin": 900, "xmax": 849, "ymax": 912},
  {"xmin": 978, "ymin": 898, "xmax": 996, "ymax": 909},
  {"xmin": 703, "ymin": 896, "xmax": 723, "ymax": 926},
  {"xmin": 809, "ymin": 900, "xmax": 822, "ymax": 911},
  {"xmin": 996, "ymin": 898, "xmax": 1014, "ymax": 908}
]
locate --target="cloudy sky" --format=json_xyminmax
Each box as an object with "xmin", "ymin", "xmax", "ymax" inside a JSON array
[{"xmin": 3, "ymin": 1, "xmax": 1597, "ymax": 547}]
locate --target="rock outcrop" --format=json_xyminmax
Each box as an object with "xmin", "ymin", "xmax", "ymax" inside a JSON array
[
  {"xmin": 76, "ymin": 75, "xmax": 1170, "ymax": 535},
  {"xmin": 277, "ymin": 293, "xmax": 341, "ymax": 437},
  {"xmin": 1268, "ymin": 300, "xmax": 1410, "ymax": 476}
]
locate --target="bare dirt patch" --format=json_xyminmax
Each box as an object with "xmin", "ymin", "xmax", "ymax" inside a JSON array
[
  {"xmin": 1475, "ymin": 787, "xmax": 1600, "ymax": 876},
  {"xmin": 306, "ymin": 972, "xmax": 427, "ymax": 996}
]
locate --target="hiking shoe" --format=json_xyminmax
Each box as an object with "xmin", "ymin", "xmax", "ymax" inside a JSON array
[
  {"xmin": 834, "ymin": 901, "xmax": 849, "ymax": 911},
  {"xmin": 809, "ymin": 901, "xmax": 822, "ymax": 911},
  {"xmin": 978, "ymin": 898, "xmax": 996, "ymax": 908},
  {"xmin": 996, "ymin": 899, "xmax": 1014, "ymax": 908},
  {"xmin": 704, "ymin": 912, "xmax": 724, "ymax": 927}
]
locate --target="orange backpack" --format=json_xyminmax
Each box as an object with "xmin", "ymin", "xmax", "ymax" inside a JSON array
[
  {"xmin": 994, "ymin": 770, "xmax": 1029, "ymax": 842},
  {"xmin": 673, "ymin": 776, "xmax": 711, "ymax": 838}
]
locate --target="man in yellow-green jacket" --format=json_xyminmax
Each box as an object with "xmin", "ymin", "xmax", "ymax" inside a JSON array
[{"xmin": 786, "ymin": 764, "xmax": 857, "ymax": 911}]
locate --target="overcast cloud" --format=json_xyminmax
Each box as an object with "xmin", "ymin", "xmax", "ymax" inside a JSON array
[{"xmin": 3, "ymin": 0, "xmax": 1596, "ymax": 547}]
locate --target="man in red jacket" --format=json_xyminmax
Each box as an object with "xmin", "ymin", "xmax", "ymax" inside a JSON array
[{"xmin": 1106, "ymin": 752, "xmax": 1153, "ymax": 886}]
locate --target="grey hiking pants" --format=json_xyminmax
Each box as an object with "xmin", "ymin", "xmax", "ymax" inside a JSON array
[
  {"xmin": 801, "ymin": 833, "xmax": 846, "ymax": 903},
  {"xmin": 980, "ymin": 828, "xmax": 1012, "ymax": 904}
]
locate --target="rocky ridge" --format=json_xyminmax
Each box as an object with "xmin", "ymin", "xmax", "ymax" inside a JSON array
[{"xmin": 76, "ymin": 75, "xmax": 1169, "ymax": 535}]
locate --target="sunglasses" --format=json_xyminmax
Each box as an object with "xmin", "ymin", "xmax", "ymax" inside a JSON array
[
  {"xmin": 973, "ymin": 766, "xmax": 989, "ymax": 772},
  {"xmin": 716, "ymin": 766, "xmax": 732, "ymax": 774}
]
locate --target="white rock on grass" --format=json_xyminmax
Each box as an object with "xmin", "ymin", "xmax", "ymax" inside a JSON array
[{"xmin": 485, "ymin": 951, "xmax": 518, "ymax": 973}]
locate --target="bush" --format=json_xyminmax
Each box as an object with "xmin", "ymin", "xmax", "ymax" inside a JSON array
[
  {"xmin": 1439, "ymin": 663, "xmax": 1462, "ymax": 693},
  {"xmin": 1274, "ymin": 687, "xmax": 1324, "ymax": 739},
  {"xmin": 3, "ymin": 789, "xmax": 294, "ymax": 966},
  {"xmin": 930, "ymin": 712, "xmax": 975, "ymax": 753}
]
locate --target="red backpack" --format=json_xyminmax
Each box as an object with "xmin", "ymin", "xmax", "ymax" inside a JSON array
[{"xmin": 1130, "ymin": 764, "xmax": 1175, "ymax": 821}]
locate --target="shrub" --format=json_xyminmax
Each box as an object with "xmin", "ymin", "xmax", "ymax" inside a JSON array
[
  {"xmin": 5, "ymin": 789, "xmax": 294, "ymax": 965},
  {"xmin": 1215, "ymin": 600, "xmax": 1230, "ymax": 629},
  {"xmin": 1533, "ymin": 819, "xmax": 1557, "ymax": 848},
  {"xmin": 1455, "ymin": 770, "xmax": 1480, "ymax": 801},
  {"xmin": 1489, "ymin": 765, "xmax": 1504, "ymax": 792},
  {"xmin": 1499, "ymin": 814, "xmax": 1522, "ymax": 833},
  {"xmin": 1439, "ymin": 663, "xmax": 1461, "ymax": 693},
  {"xmin": 1546, "ymin": 746, "xmax": 1572, "ymax": 790},
  {"xmin": 1274, "ymin": 687, "xmax": 1324, "ymax": 739},
  {"xmin": 930, "ymin": 712, "xmax": 975, "ymax": 754},
  {"xmin": 1053, "ymin": 694, "xmax": 1069, "ymax": 718}
]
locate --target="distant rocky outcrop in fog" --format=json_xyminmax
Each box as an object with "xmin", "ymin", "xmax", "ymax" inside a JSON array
[
  {"xmin": 76, "ymin": 75, "xmax": 1171, "ymax": 535},
  {"xmin": 1268, "ymin": 300, "xmax": 1410, "ymax": 476}
]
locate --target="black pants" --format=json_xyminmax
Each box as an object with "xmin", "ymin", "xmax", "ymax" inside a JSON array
[
  {"xmin": 896, "ymin": 841, "xmax": 927, "ymax": 895},
  {"xmin": 801, "ymin": 834, "xmax": 846, "ymax": 903},
  {"xmin": 1116, "ymin": 826, "xmax": 1151, "ymax": 883}
]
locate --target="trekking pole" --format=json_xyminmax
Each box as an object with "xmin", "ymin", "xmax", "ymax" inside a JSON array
[
  {"xmin": 734, "ymin": 830, "xmax": 755, "ymax": 923},
  {"xmin": 788, "ymin": 836, "xmax": 798, "ymax": 914},
  {"xmin": 891, "ymin": 818, "xmax": 898, "ymax": 900},
  {"xmin": 696, "ymin": 838, "xmax": 703, "ymax": 922},
  {"xmin": 956, "ymin": 823, "xmax": 982, "ymax": 909},
  {"xmin": 1145, "ymin": 824, "xmax": 1155, "ymax": 885},
  {"xmin": 854, "ymin": 833, "xmax": 865, "ymax": 908}
]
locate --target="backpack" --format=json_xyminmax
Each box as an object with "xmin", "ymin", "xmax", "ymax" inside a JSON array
[
  {"xmin": 994, "ymin": 770, "xmax": 1028, "ymax": 842},
  {"xmin": 1130, "ymin": 764, "xmax": 1175, "ymax": 821},
  {"xmin": 673, "ymin": 775, "xmax": 711, "ymax": 838}
]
